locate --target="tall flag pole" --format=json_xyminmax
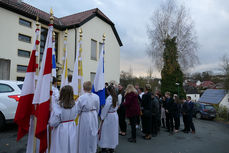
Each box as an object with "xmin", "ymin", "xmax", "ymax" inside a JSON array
[
  {"xmin": 52, "ymin": 32, "xmax": 56, "ymax": 77},
  {"xmin": 32, "ymin": 9, "xmax": 53, "ymax": 153},
  {"xmin": 72, "ymin": 28, "xmax": 83, "ymax": 100},
  {"xmin": 92, "ymin": 34, "xmax": 106, "ymax": 109},
  {"xmin": 14, "ymin": 16, "xmax": 40, "ymax": 153},
  {"xmin": 61, "ymin": 30, "xmax": 68, "ymax": 88}
]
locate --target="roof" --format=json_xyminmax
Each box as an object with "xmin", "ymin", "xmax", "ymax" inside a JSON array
[
  {"xmin": 0, "ymin": 0, "xmax": 123, "ymax": 46},
  {"xmin": 198, "ymin": 89, "xmax": 227, "ymax": 104}
]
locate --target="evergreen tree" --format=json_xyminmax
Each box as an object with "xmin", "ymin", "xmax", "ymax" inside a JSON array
[{"xmin": 161, "ymin": 36, "xmax": 185, "ymax": 98}]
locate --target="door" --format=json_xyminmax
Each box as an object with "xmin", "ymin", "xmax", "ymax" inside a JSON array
[{"xmin": 0, "ymin": 59, "xmax": 10, "ymax": 80}]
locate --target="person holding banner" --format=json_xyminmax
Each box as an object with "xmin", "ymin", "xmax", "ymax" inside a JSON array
[
  {"xmin": 49, "ymin": 85, "xmax": 78, "ymax": 153},
  {"xmin": 98, "ymin": 85, "xmax": 119, "ymax": 153},
  {"xmin": 76, "ymin": 81, "xmax": 100, "ymax": 153}
]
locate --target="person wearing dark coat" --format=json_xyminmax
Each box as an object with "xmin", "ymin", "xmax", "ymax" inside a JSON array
[
  {"xmin": 117, "ymin": 84, "xmax": 127, "ymax": 136},
  {"xmin": 141, "ymin": 84, "xmax": 153, "ymax": 140},
  {"xmin": 151, "ymin": 94, "xmax": 160, "ymax": 137},
  {"xmin": 123, "ymin": 84, "xmax": 140, "ymax": 143},
  {"xmin": 165, "ymin": 92, "xmax": 176, "ymax": 133},
  {"xmin": 181, "ymin": 98, "xmax": 188, "ymax": 132},
  {"xmin": 186, "ymin": 96, "xmax": 196, "ymax": 133},
  {"xmin": 173, "ymin": 94, "xmax": 180, "ymax": 133}
]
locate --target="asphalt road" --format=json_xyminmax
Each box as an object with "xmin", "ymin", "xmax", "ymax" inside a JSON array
[{"xmin": 0, "ymin": 119, "xmax": 229, "ymax": 153}]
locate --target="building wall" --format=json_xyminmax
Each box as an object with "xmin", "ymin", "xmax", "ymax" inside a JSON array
[
  {"xmin": 0, "ymin": 7, "xmax": 35, "ymax": 80},
  {"xmin": 64, "ymin": 16, "xmax": 120, "ymax": 83},
  {"xmin": 219, "ymin": 94, "xmax": 229, "ymax": 110},
  {"xmin": 0, "ymin": 7, "xmax": 121, "ymax": 83}
]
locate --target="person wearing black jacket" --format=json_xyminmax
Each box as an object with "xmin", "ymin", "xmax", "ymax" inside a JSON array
[
  {"xmin": 151, "ymin": 94, "xmax": 160, "ymax": 137},
  {"xmin": 141, "ymin": 84, "xmax": 152, "ymax": 140},
  {"xmin": 164, "ymin": 92, "xmax": 176, "ymax": 134},
  {"xmin": 183, "ymin": 96, "xmax": 195, "ymax": 133},
  {"xmin": 117, "ymin": 84, "xmax": 127, "ymax": 136}
]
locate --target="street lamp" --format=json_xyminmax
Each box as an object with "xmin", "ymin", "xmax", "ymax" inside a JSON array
[{"xmin": 176, "ymin": 83, "xmax": 180, "ymax": 96}]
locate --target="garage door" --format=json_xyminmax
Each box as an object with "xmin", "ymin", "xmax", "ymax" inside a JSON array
[{"xmin": 0, "ymin": 59, "xmax": 10, "ymax": 80}]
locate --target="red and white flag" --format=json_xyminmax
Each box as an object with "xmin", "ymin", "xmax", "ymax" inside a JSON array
[
  {"xmin": 33, "ymin": 24, "xmax": 53, "ymax": 153},
  {"xmin": 14, "ymin": 28, "xmax": 39, "ymax": 141}
]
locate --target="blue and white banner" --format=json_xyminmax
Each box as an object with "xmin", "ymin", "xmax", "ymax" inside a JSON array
[
  {"xmin": 92, "ymin": 43, "xmax": 105, "ymax": 106},
  {"xmin": 52, "ymin": 41, "xmax": 56, "ymax": 77}
]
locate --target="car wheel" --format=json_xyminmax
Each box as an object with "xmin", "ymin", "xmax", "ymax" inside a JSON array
[
  {"xmin": 0, "ymin": 113, "xmax": 5, "ymax": 131},
  {"xmin": 196, "ymin": 112, "xmax": 201, "ymax": 119}
]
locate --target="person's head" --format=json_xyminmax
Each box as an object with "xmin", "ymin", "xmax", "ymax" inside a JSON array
[
  {"xmin": 125, "ymin": 84, "xmax": 137, "ymax": 96},
  {"xmin": 155, "ymin": 91, "xmax": 162, "ymax": 98},
  {"xmin": 174, "ymin": 95, "xmax": 179, "ymax": 103},
  {"xmin": 105, "ymin": 82, "xmax": 109, "ymax": 87},
  {"xmin": 118, "ymin": 84, "xmax": 123, "ymax": 91},
  {"xmin": 135, "ymin": 84, "xmax": 139, "ymax": 90},
  {"xmin": 68, "ymin": 74, "xmax": 72, "ymax": 83},
  {"xmin": 139, "ymin": 87, "xmax": 144, "ymax": 94},
  {"xmin": 107, "ymin": 85, "xmax": 118, "ymax": 107},
  {"xmin": 165, "ymin": 91, "xmax": 171, "ymax": 98},
  {"xmin": 59, "ymin": 85, "xmax": 75, "ymax": 109},
  {"xmin": 145, "ymin": 84, "xmax": 151, "ymax": 92},
  {"xmin": 52, "ymin": 77, "xmax": 58, "ymax": 87},
  {"xmin": 187, "ymin": 96, "xmax": 191, "ymax": 101},
  {"xmin": 83, "ymin": 81, "xmax": 92, "ymax": 93},
  {"xmin": 180, "ymin": 97, "xmax": 186, "ymax": 103}
]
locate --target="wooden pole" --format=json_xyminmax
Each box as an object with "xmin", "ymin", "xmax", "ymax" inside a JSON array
[
  {"xmin": 78, "ymin": 28, "xmax": 83, "ymax": 96},
  {"xmin": 48, "ymin": 8, "xmax": 54, "ymax": 153},
  {"xmin": 33, "ymin": 16, "xmax": 40, "ymax": 153}
]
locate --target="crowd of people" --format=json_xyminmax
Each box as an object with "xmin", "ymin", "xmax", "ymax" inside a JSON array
[{"xmin": 50, "ymin": 77, "xmax": 196, "ymax": 153}]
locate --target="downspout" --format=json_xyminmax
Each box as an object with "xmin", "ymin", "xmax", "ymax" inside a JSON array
[{"xmin": 74, "ymin": 26, "xmax": 77, "ymax": 61}]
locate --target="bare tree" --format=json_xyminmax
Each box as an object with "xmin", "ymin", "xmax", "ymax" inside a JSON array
[{"xmin": 147, "ymin": 0, "xmax": 198, "ymax": 71}]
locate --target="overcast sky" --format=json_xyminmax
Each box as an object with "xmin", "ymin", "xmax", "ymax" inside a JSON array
[{"xmin": 24, "ymin": 0, "xmax": 229, "ymax": 77}]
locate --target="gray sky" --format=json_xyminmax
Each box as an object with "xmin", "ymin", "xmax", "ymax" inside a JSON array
[{"xmin": 24, "ymin": 0, "xmax": 229, "ymax": 77}]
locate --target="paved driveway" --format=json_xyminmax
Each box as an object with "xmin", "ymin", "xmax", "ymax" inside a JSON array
[{"xmin": 0, "ymin": 119, "xmax": 229, "ymax": 153}]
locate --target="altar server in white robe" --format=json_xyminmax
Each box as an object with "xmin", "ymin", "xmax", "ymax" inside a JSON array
[
  {"xmin": 49, "ymin": 85, "xmax": 78, "ymax": 153},
  {"xmin": 76, "ymin": 81, "xmax": 100, "ymax": 153},
  {"xmin": 52, "ymin": 77, "xmax": 59, "ymax": 110},
  {"xmin": 98, "ymin": 85, "xmax": 119, "ymax": 153}
]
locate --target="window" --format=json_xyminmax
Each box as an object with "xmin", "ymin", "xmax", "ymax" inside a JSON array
[
  {"xmin": 17, "ymin": 65, "xmax": 27, "ymax": 72},
  {"xmin": 19, "ymin": 18, "xmax": 31, "ymax": 27},
  {"xmin": 18, "ymin": 49, "xmax": 30, "ymax": 58},
  {"xmin": 17, "ymin": 77, "xmax": 25, "ymax": 82},
  {"xmin": 0, "ymin": 84, "xmax": 14, "ymax": 93},
  {"xmin": 18, "ymin": 34, "xmax": 31, "ymax": 43},
  {"xmin": 90, "ymin": 72, "xmax": 96, "ymax": 82},
  {"xmin": 91, "ymin": 39, "xmax": 97, "ymax": 60},
  {"xmin": 40, "ymin": 27, "xmax": 58, "ymax": 63},
  {"xmin": 99, "ymin": 42, "xmax": 103, "ymax": 57}
]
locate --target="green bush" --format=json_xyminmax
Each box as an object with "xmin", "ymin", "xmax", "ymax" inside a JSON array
[{"xmin": 216, "ymin": 105, "xmax": 229, "ymax": 121}]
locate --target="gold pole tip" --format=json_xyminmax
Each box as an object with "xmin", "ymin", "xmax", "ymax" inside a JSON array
[
  {"xmin": 50, "ymin": 8, "xmax": 53, "ymax": 16},
  {"xmin": 79, "ymin": 28, "xmax": 83, "ymax": 37},
  {"xmin": 103, "ymin": 33, "xmax": 106, "ymax": 41}
]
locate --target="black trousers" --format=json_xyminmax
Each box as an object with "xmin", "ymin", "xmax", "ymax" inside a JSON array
[
  {"xmin": 168, "ymin": 113, "xmax": 174, "ymax": 132},
  {"xmin": 187, "ymin": 115, "xmax": 195, "ymax": 132},
  {"xmin": 183, "ymin": 115, "xmax": 188, "ymax": 131},
  {"xmin": 117, "ymin": 107, "xmax": 127, "ymax": 132},
  {"xmin": 173, "ymin": 113, "xmax": 180, "ymax": 130},
  {"xmin": 129, "ymin": 116, "xmax": 137, "ymax": 139},
  {"xmin": 165, "ymin": 112, "xmax": 170, "ymax": 130},
  {"xmin": 142, "ymin": 115, "xmax": 152, "ymax": 135},
  {"xmin": 152, "ymin": 115, "xmax": 158, "ymax": 135}
]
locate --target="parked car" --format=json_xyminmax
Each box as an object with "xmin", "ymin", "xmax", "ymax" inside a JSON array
[
  {"xmin": 193, "ymin": 102, "xmax": 216, "ymax": 120},
  {"xmin": 0, "ymin": 80, "xmax": 23, "ymax": 130}
]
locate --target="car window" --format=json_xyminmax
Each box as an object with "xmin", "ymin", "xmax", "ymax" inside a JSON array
[
  {"xmin": 17, "ymin": 84, "xmax": 23, "ymax": 90},
  {"xmin": 0, "ymin": 84, "xmax": 14, "ymax": 93},
  {"xmin": 204, "ymin": 105, "xmax": 214, "ymax": 110}
]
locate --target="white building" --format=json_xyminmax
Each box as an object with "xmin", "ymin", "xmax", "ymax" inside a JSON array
[{"xmin": 0, "ymin": 0, "xmax": 122, "ymax": 83}]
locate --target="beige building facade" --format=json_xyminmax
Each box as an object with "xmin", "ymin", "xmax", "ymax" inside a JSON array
[{"xmin": 0, "ymin": 0, "xmax": 122, "ymax": 83}]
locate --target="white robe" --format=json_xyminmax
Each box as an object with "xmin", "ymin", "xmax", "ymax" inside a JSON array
[
  {"xmin": 51, "ymin": 85, "xmax": 59, "ymax": 110},
  {"xmin": 98, "ymin": 96, "xmax": 119, "ymax": 149},
  {"xmin": 76, "ymin": 92, "xmax": 100, "ymax": 153},
  {"xmin": 49, "ymin": 103, "xmax": 78, "ymax": 153}
]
